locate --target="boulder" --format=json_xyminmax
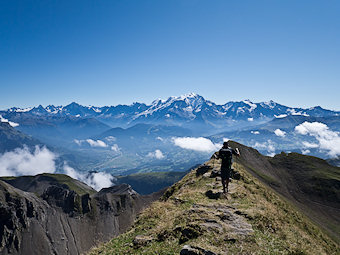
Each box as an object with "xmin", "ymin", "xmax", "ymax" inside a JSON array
[
  {"xmin": 205, "ymin": 190, "xmax": 221, "ymax": 199},
  {"xmin": 209, "ymin": 169, "xmax": 220, "ymax": 178},
  {"xmin": 180, "ymin": 245, "xmax": 216, "ymax": 255},
  {"xmin": 133, "ymin": 235, "xmax": 153, "ymax": 248},
  {"xmin": 196, "ymin": 165, "xmax": 212, "ymax": 177}
]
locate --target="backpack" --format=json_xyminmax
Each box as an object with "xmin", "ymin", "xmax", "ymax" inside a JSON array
[{"xmin": 219, "ymin": 148, "xmax": 233, "ymax": 167}]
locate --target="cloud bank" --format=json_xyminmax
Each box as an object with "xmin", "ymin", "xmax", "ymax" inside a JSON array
[
  {"xmin": 173, "ymin": 137, "xmax": 221, "ymax": 152},
  {"xmin": 295, "ymin": 121, "xmax": 340, "ymax": 157},
  {"xmin": 0, "ymin": 146, "xmax": 56, "ymax": 176},
  {"xmin": 0, "ymin": 145, "xmax": 115, "ymax": 191}
]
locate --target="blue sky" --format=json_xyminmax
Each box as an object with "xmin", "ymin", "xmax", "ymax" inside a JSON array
[{"xmin": 1, "ymin": 0, "xmax": 339, "ymax": 110}]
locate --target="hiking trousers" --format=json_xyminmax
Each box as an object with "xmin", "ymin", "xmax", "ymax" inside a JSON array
[{"xmin": 221, "ymin": 165, "xmax": 231, "ymax": 181}]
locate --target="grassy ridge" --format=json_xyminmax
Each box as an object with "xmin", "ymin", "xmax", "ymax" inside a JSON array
[
  {"xmin": 0, "ymin": 173, "xmax": 96, "ymax": 196},
  {"xmin": 89, "ymin": 159, "xmax": 339, "ymax": 255}
]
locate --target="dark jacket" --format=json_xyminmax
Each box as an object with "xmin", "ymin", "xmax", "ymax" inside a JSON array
[{"xmin": 217, "ymin": 147, "xmax": 238, "ymax": 168}]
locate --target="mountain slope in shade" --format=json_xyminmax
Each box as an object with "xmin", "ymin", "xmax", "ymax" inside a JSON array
[
  {"xmin": 0, "ymin": 174, "xmax": 163, "ymax": 255},
  {"xmin": 229, "ymin": 141, "xmax": 340, "ymax": 243},
  {"xmin": 10, "ymin": 115, "xmax": 111, "ymax": 146},
  {"xmin": 0, "ymin": 122, "xmax": 41, "ymax": 153},
  {"xmin": 88, "ymin": 147, "xmax": 339, "ymax": 254}
]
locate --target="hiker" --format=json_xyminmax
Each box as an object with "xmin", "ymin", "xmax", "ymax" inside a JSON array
[{"xmin": 214, "ymin": 141, "xmax": 240, "ymax": 194}]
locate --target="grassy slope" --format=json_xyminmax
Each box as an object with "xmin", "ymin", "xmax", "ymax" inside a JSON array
[
  {"xmin": 89, "ymin": 158, "xmax": 339, "ymax": 255},
  {"xmin": 40, "ymin": 173, "xmax": 96, "ymax": 195},
  {"xmin": 0, "ymin": 173, "xmax": 96, "ymax": 196},
  {"xmin": 229, "ymin": 140, "xmax": 340, "ymax": 243}
]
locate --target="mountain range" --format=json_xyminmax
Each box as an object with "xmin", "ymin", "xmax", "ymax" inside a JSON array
[
  {"xmin": 2, "ymin": 93, "xmax": 339, "ymax": 133},
  {"xmin": 1, "ymin": 93, "xmax": 340, "ymax": 177}
]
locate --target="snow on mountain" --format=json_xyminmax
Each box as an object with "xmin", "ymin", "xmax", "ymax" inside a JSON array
[
  {"xmin": 1, "ymin": 94, "xmax": 339, "ymax": 128},
  {"xmin": 243, "ymin": 99, "xmax": 257, "ymax": 111},
  {"xmin": 0, "ymin": 115, "xmax": 19, "ymax": 127}
]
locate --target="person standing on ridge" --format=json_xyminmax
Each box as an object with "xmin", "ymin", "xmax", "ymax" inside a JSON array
[{"xmin": 214, "ymin": 141, "xmax": 240, "ymax": 194}]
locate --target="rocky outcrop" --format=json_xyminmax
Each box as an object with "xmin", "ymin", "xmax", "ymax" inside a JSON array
[{"xmin": 0, "ymin": 174, "xmax": 162, "ymax": 255}]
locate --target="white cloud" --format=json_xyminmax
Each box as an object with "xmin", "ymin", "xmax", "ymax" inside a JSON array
[
  {"xmin": 254, "ymin": 140, "xmax": 276, "ymax": 156},
  {"xmin": 295, "ymin": 122, "xmax": 340, "ymax": 157},
  {"xmin": 86, "ymin": 172, "xmax": 115, "ymax": 191},
  {"xmin": 251, "ymin": 131, "xmax": 260, "ymax": 135},
  {"xmin": 86, "ymin": 139, "xmax": 108, "ymax": 148},
  {"xmin": 63, "ymin": 162, "xmax": 82, "ymax": 179},
  {"xmin": 74, "ymin": 139, "xmax": 83, "ymax": 145},
  {"xmin": 147, "ymin": 149, "xmax": 165, "ymax": 159},
  {"xmin": 301, "ymin": 149, "xmax": 310, "ymax": 155},
  {"xmin": 0, "ymin": 146, "xmax": 56, "ymax": 176},
  {"xmin": 111, "ymin": 144, "xmax": 120, "ymax": 152},
  {"xmin": 105, "ymin": 136, "xmax": 116, "ymax": 142},
  {"xmin": 274, "ymin": 129, "xmax": 286, "ymax": 137},
  {"xmin": 247, "ymin": 118, "xmax": 254, "ymax": 122},
  {"xmin": 156, "ymin": 136, "xmax": 164, "ymax": 141},
  {"xmin": 302, "ymin": 141, "xmax": 319, "ymax": 148},
  {"xmin": 75, "ymin": 139, "xmax": 108, "ymax": 148},
  {"xmin": 295, "ymin": 122, "xmax": 328, "ymax": 135},
  {"xmin": 0, "ymin": 146, "xmax": 115, "ymax": 191},
  {"xmin": 173, "ymin": 137, "xmax": 222, "ymax": 152},
  {"xmin": 63, "ymin": 162, "xmax": 115, "ymax": 191},
  {"xmin": 0, "ymin": 115, "xmax": 19, "ymax": 127}
]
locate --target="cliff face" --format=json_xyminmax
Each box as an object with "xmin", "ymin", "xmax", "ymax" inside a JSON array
[{"xmin": 0, "ymin": 174, "xmax": 161, "ymax": 255}]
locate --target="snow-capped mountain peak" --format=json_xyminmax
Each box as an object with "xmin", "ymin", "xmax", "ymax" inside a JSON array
[
  {"xmin": 261, "ymin": 100, "xmax": 277, "ymax": 109},
  {"xmin": 1, "ymin": 94, "xmax": 338, "ymax": 128},
  {"xmin": 242, "ymin": 99, "xmax": 257, "ymax": 111}
]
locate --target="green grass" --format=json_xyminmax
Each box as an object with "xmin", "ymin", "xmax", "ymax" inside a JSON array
[
  {"xmin": 1, "ymin": 173, "xmax": 96, "ymax": 196},
  {"xmin": 89, "ymin": 159, "xmax": 339, "ymax": 255},
  {"xmin": 38, "ymin": 173, "xmax": 96, "ymax": 196}
]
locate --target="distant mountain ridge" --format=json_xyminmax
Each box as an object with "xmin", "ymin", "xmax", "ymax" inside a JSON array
[
  {"xmin": 2, "ymin": 94, "xmax": 339, "ymax": 129},
  {"xmin": 0, "ymin": 122, "xmax": 42, "ymax": 153}
]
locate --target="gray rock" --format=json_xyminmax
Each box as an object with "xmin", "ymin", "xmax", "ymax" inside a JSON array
[
  {"xmin": 205, "ymin": 190, "xmax": 222, "ymax": 199},
  {"xmin": 210, "ymin": 169, "xmax": 221, "ymax": 178},
  {"xmin": 180, "ymin": 244, "xmax": 216, "ymax": 255},
  {"xmin": 196, "ymin": 165, "xmax": 212, "ymax": 176},
  {"xmin": 133, "ymin": 235, "xmax": 153, "ymax": 247},
  {"xmin": 0, "ymin": 177, "xmax": 162, "ymax": 255}
]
